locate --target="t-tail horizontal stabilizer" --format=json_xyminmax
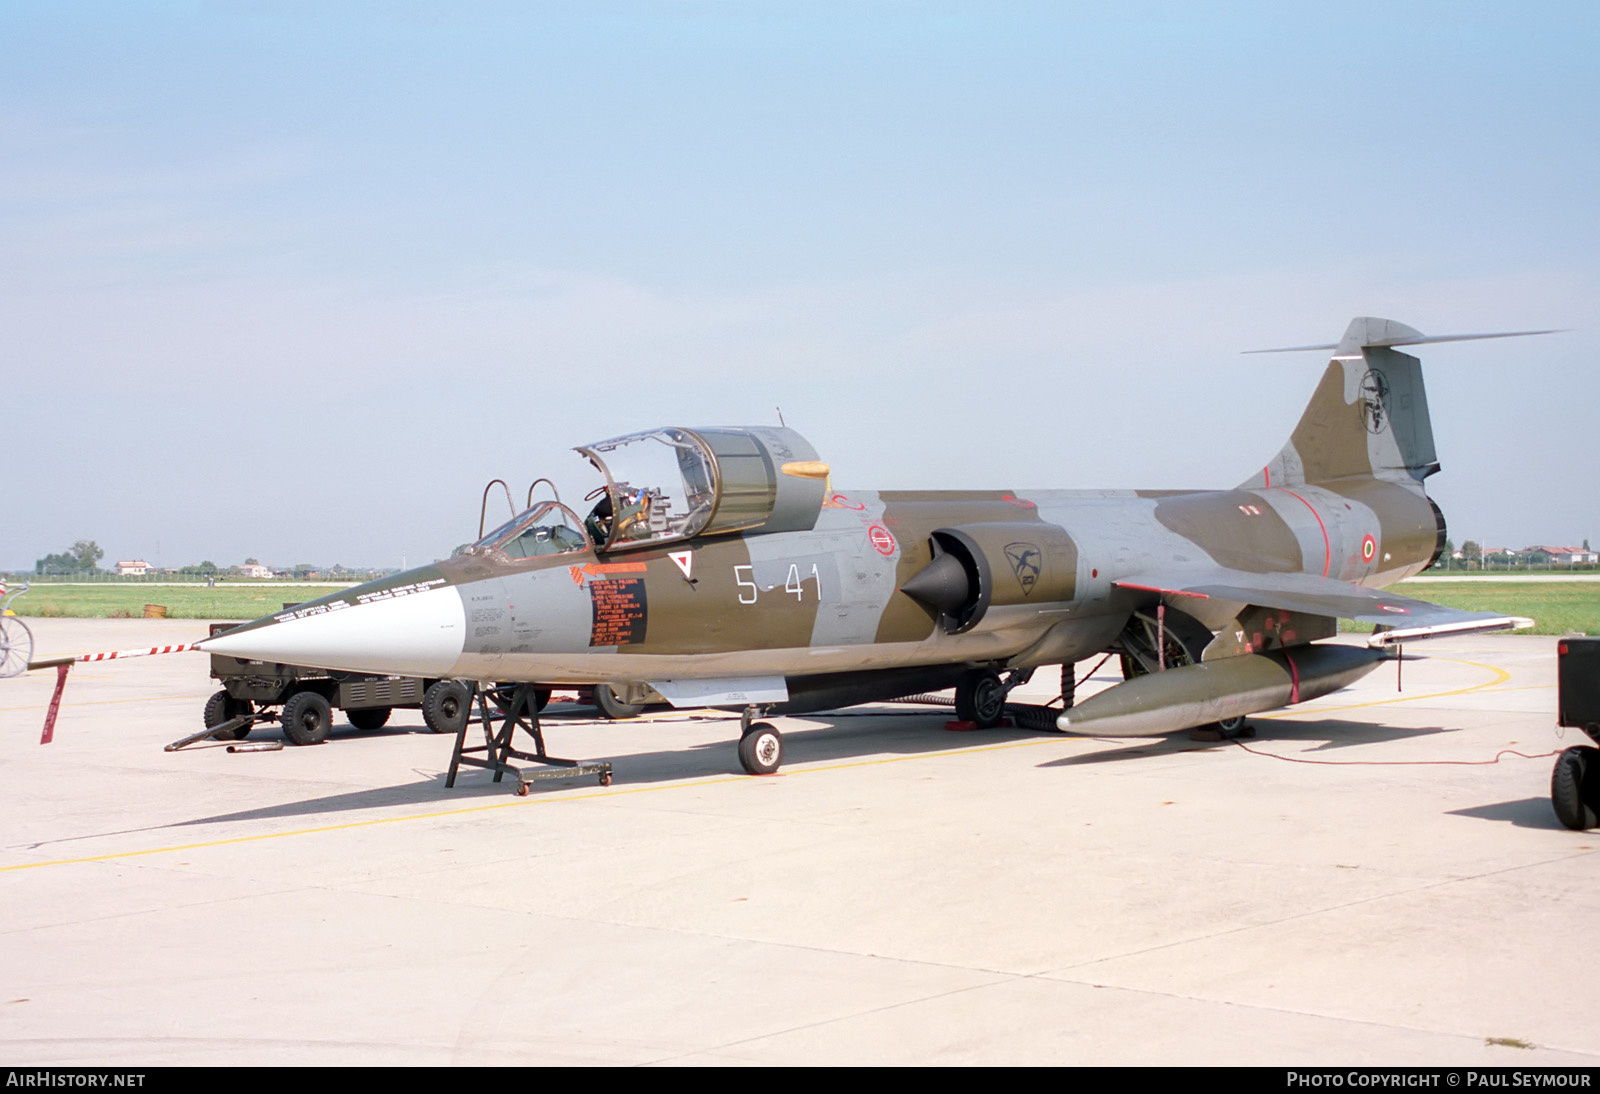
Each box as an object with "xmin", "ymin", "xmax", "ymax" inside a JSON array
[
  {"xmin": 1238, "ymin": 317, "xmax": 1561, "ymax": 491},
  {"xmin": 1244, "ymin": 319, "xmax": 1561, "ymax": 356}
]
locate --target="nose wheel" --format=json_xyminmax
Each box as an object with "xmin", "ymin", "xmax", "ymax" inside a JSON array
[{"xmin": 738, "ymin": 722, "xmax": 784, "ymax": 775}]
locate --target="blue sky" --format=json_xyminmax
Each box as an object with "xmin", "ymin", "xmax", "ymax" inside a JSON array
[{"xmin": 4, "ymin": 2, "xmax": 1596, "ymax": 569}]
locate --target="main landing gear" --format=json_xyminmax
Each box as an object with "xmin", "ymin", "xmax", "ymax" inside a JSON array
[
  {"xmin": 1118, "ymin": 608, "xmax": 1253, "ymax": 741},
  {"xmin": 953, "ymin": 668, "xmax": 1034, "ymax": 728},
  {"xmin": 955, "ymin": 669, "xmax": 1006, "ymax": 727}
]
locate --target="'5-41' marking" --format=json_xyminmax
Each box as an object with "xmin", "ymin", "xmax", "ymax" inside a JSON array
[{"xmin": 734, "ymin": 563, "xmax": 822, "ymax": 604}]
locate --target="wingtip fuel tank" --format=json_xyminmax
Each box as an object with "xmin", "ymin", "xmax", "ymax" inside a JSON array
[{"xmin": 1056, "ymin": 644, "xmax": 1391, "ymax": 737}]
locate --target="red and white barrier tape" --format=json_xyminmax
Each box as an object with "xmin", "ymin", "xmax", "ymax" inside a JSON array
[
  {"xmin": 30, "ymin": 642, "xmax": 205, "ymax": 744},
  {"xmin": 75, "ymin": 642, "xmax": 203, "ymax": 663}
]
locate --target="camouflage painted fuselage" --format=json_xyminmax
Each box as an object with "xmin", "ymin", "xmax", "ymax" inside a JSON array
[
  {"xmin": 204, "ymin": 318, "xmax": 1516, "ymax": 721},
  {"xmin": 415, "ymin": 475, "xmax": 1435, "ymax": 686}
]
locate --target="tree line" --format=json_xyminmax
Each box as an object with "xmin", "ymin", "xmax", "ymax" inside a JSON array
[
  {"xmin": 31, "ymin": 541, "xmax": 372, "ymax": 579},
  {"xmin": 34, "ymin": 540, "xmax": 103, "ymax": 575}
]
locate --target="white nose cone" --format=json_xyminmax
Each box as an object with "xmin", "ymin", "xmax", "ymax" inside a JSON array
[{"xmin": 203, "ymin": 585, "xmax": 467, "ymax": 677}]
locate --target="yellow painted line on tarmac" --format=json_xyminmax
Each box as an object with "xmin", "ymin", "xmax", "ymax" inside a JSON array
[
  {"xmin": 0, "ymin": 732, "xmax": 1062, "ymax": 875},
  {"xmin": 783, "ymin": 736, "xmax": 1058, "ymax": 774},
  {"xmin": 0, "ymin": 778, "xmax": 734, "ymax": 874},
  {"xmin": 0, "ymin": 656, "xmax": 1523, "ymax": 875},
  {"xmin": 1254, "ymin": 655, "xmax": 1511, "ymax": 720},
  {"xmin": 0, "ymin": 692, "xmax": 210, "ymax": 713}
]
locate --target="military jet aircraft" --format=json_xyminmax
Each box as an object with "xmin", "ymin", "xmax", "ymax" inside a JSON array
[{"xmin": 202, "ymin": 317, "xmax": 1539, "ymax": 774}]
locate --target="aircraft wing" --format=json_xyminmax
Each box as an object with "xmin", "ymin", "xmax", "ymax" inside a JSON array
[{"xmin": 1116, "ymin": 569, "xmax": 1530, "ymax": 645}]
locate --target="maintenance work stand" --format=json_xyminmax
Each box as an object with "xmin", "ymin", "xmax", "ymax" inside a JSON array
[{"xmin": 445, "ymin": 682, "xmax": 613, "ymax": 795}]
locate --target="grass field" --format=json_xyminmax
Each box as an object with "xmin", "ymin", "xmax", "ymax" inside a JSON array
[
  {"xmin": 1376, "ymin": 580, "xmax": 1600, "ymax": 636},
  {"xmin": 7, "ymin": 585, "xmax": 352, "ymax": 620},
  {"xmin": 7, "ymin": 579, "xmax": 1595, "ymax": 634}
]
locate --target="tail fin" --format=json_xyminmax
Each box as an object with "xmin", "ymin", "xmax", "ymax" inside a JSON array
[{"xmin": 1238, "ymin": 317, "xmax": 1554, "ymax": 490}]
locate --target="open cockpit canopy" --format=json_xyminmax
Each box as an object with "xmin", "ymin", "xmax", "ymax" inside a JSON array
[{"xmin": 576, "ymin": 426, "xmax": 827, "ymax": 552}]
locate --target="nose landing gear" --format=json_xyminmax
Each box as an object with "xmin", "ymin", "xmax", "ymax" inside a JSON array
[{"xmin": 737, "ymin": 705, "xmax": 784, "ymax": 775}]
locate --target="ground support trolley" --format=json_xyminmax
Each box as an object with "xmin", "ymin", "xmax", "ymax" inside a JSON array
[
  {"xmin": 165, "ymin": 709, "xmax": 282, "ymax": 752},
  {"xmin": 445, "ymin": 682, "xmax": 613, "ymax": 795},
  {"xmin": 1554, "ymin": 635, "xmax": 1600, "ymax": 830},
  {"xmin": 203, "ymin": 622, "xmax": 482, "ymax": 744}
]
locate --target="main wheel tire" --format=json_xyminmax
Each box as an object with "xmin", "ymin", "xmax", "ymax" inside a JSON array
[
  {"xmin": 203, "ymin": 689, "xmax": 254, "ymax": 740},
  {"xmin": 280, "ymin": 691, "xmax": 332, "ymax": 746},
  {"xmin": 422, "ymin": 680, "xmax": 471, "ymax": 734},
  {"xmin": 738, "ymin": 722, "xmax": 783, "ymax": 775},
  {"xmin": 955, "ymin": 669, "xmax": 1007, "ymax": 728},
  {"xmin": 593, "ymin": 683, "xmax": 643, "ymax": 720},
  {"xmin": 348, "ymin": 706, "xmax": 391, "ymax": 731},
  {"xmin": 1552, "ymin": 746, "xmax": 1600, "ymax": 831}
]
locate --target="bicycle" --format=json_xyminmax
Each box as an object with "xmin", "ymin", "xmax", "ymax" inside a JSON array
[{"xmin": 1, "ymin": 582, "xmax": 33, "ymax": 677}]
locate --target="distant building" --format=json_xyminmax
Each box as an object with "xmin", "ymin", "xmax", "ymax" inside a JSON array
[
  {"xmin": 239, "ymin": 564, "xmax": 274, "ymax": 579},
  {"xmin": 115, "ymin": 560, "xmax": 152, "ymax": 576},
  {"xmin": 1524, "ymin": 546, "xmax": 1599, "ymax": 565}
]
